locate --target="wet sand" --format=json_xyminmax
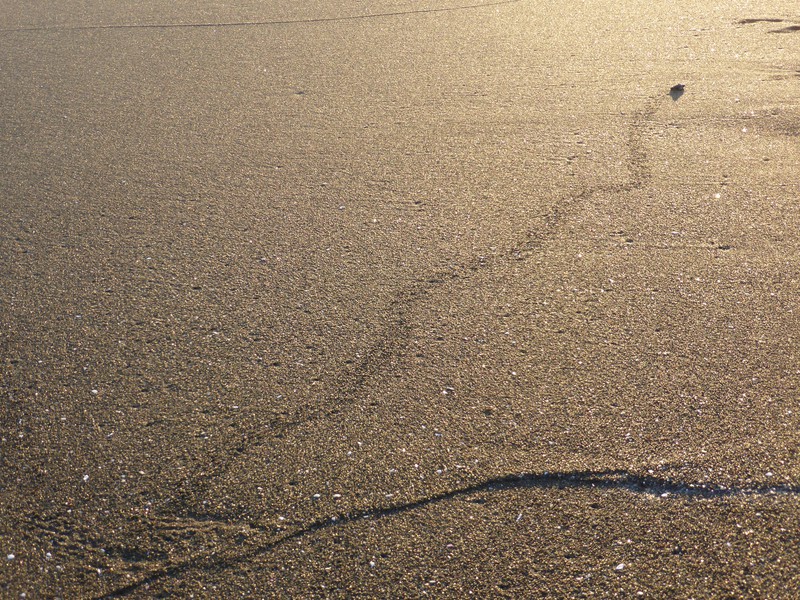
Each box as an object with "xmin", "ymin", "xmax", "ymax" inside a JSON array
[{"xmin": 2, "ymin": 0, "xmax": 799, "ymax": 597}]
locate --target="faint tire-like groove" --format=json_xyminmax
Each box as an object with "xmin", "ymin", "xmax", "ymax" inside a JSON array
[
  {"xmin": 170, "ymin": 91, "xmax": 664, "ymax": 526},
  {"xmin": 0, "ymin": 0, "xmax": 526, "ymax": 33},
  {"xmin": 94, "ymin": 91, "xmax": 800, "ymax": 599},
  {"xmin": 96, "ymin": 469, "xmax": 800, "ymax": 598},
  {"xmin": 271, "ymin": 94, "xmax": 661, "ymax": 432}
]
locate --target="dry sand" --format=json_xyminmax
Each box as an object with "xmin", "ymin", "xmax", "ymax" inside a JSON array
[{"xmin": 2, "ymin": 0, "xmax": 799, "ymax": 597}]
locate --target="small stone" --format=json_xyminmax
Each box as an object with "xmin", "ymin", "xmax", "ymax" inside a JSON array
[
  {"xmin": 615, "ymin": 563, "xmax": 625, "ymax": 571},
  {"xmin": 670, "ymin": 83, "xmax": 685, "ymax": 92}
]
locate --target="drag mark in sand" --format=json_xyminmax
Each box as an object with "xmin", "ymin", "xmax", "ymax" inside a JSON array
[
  {"xmin": 171, "ymin": 92, "xmax": 665, "ymax": 507},
  {"xmin": 738, "ymin": 18, "xmax": 789, "ymax": 24},
  {"xmin": 736, "ymin": 17, "xmax": 800, "ymax": 33},
  {"xmin": 770, "ymin": 25, "xmax": 800, "ymax": 33},
  {"xmin": 97, "ymin": 94, "xmax": 702, "ymax": 600},
  {"xmin": 95, "ymin": 469, "xmax": 800, "ymax": 598},
  {"xmin": 287, "ymin": 95, "xmax": 659, "ymax": 424},
  {"xmin": 0, "ymin": 0, "xmax": 526, "ymax": 33}
]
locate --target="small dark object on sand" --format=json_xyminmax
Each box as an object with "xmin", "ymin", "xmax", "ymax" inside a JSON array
[{"xmin": 670, "ymin": 83, "xmax": 685, "ymax": 92}]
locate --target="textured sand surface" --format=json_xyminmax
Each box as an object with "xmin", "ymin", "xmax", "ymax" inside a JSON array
[{"xmin": 2, "ymin": 1, "xmax": 799, "ymax": 597}]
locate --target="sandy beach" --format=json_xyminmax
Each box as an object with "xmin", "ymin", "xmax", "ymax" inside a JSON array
[{"xmin": 2, "ymin": 0, "xmax": 799, "ymax": 597}]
